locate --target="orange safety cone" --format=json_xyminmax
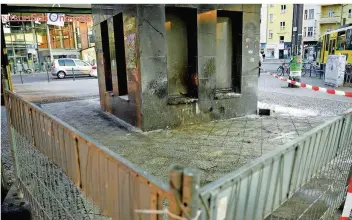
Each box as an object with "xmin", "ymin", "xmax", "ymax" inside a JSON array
[{"xmin": 339, "ymin": 177, "xmax": 352, "ymax": 220}]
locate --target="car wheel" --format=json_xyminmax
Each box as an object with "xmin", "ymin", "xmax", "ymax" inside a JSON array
[{"xmin": 57, "ymin": 71, "xmax": 65, "ymax": 79}]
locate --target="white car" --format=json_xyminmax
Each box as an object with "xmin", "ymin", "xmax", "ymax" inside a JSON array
[
  {"xmin": 90, "ymin": 66, "xmax": 97, "ymax": 77},
  {"xmin": 51, "ymin": 58, "xmax": 97, "ymax": 79}
]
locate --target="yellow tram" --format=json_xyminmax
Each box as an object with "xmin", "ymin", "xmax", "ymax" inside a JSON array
[{"xmin": 316, "ymin": 25, "xmax": 352, "ymax": 67}]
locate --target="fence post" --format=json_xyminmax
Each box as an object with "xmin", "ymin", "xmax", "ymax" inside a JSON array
[
  {"xmin": 169, "ymin": 165, "xmax": 183, "ymax": 219},
  {"xmin": 182, "ymin": 168, "xmax": 200, "ymax": 219},
  {"xmin": 3, "ymin": 83, "xmax": 22, "ymax": 197}
]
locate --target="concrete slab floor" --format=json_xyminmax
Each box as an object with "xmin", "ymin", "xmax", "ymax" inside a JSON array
[{"xmin": 40, "ymin": 98, "xmax": 341, "ymax": 186}]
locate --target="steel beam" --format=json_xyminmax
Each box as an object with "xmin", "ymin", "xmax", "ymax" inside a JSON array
[{"xmin": 2, "ymin": 5, "xmax": 92, "ymax": 14}]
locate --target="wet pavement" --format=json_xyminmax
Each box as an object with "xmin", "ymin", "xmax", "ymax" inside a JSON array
[{"xmin": 40, "ymin": 98, "xmax": 343, "ymax": 186}]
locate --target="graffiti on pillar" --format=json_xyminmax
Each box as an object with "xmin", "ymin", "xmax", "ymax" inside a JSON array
[
  {"xmin": 123, "ymin": 16, "xmax": 137, "ymax": 69},
  {"xmin": 244, "ymin": 22, "xmax": 258, "ymax": 63},
  {"xmin": 124, "ymin": 33, "xmax": 136, "ymax": 68}
]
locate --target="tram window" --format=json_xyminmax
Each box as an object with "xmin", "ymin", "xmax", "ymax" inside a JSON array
[
  {"xmin": 337, "ymin": 31, "xmax": 346, "ymax": 50},
  {"xmin": 325, "ymin": 35, "xmax": 330, "ymax": 51},
  {"xmin": 329, "ymin": 39, "xmax": 336, "ymax": 55},
  {"xmin": 346, "ymin": 29, "xmax": 352, "ymax": 50}
]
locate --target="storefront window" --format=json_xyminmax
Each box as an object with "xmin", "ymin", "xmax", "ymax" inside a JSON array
[
  {"xmin": 2, "ymin": 13, "xmax": 95, "ymax": 73},
  {"xmin": 62, "ymin": 23, "xmax": 74, "ymax": 49},
  {"xmin": 88, "ymin": 29, "xmax": 95, "ymax": 47},
  {"xmin": 76, "ymin": 27, "xmax": 82, "ymax": 49}
]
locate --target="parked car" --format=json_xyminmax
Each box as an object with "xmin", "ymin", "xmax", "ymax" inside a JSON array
[
  {"xmin": 51, "ymin": 58, "xmax": 97, "ymax": 79},
  {"xmin": 90, "ymin": 66, "xmax": 97, "ymax": 77}
]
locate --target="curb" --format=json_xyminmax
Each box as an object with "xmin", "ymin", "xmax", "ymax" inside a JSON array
[{"xmin": 266, "ymin": 72, "xmax": 352, "ymax": 98}]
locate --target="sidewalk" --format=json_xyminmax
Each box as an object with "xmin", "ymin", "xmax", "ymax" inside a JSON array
[
  {"xmin": 263, "ymin": 58, "xmax": 288, "ymax": 64},
  {"xmin": 10, "ymin": 71, "xmax": 49, "ymax": 76}
]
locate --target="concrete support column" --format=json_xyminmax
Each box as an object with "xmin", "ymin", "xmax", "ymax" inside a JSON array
[{"xmin": 197, "ymin": 9, "xmax": 217, "ymax": 111}]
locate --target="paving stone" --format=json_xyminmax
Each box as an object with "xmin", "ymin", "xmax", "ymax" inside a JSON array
[{"xmin": 39, "ymin": 98, "xmax": 343, "ymax": 186}]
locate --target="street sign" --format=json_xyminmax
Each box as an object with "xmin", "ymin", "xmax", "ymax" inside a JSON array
[{"xmin": 47, "ymin": 13, "xmax": 65, "ymax": 27}]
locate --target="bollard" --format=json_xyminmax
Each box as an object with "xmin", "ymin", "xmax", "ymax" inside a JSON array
[
  {"xmin": 182, "ymin": 168, "xmax": 200, "ymax": 219},
  {"xmin": 19, "ymin": 70, "xmax": 23, "ymax": 84},
  {"xmin": 46, "ymin": 68, "xmax": 50, "ymax": 82},
  {"xmin": 72, "ymin": 68, "xmax": 75, "ymax": 81}
]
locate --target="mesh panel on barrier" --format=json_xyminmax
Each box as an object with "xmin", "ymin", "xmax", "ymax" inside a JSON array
[
  {"xmin": 267, "ymin": 142, "xmax": 352, "ymax": 220},
  {"xmin": 13, "ymin": 128, "xmax": 110, "ymax": 220}
]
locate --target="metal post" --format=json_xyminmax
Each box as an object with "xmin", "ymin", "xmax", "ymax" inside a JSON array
[
  {"xmin": 19, "ymin": 69, "xmax": 23, "ymax": 84},
  {"xmin": 46, "ymin": 67, "xmax": 50, "ymax": 82},
  {"xmin": 32, "ymin": 21, "xmax": 41, "ymax": 73},
  {"xmin": 169, "ymin": 165, "xmax": 183, "ymax": 219},
  {"xmin": 289, "ymin": 4, "xmax": 304, "ymax": 88},
  {"xmin": 182, "ymin": 168, "xmax": 200, "ymax": 219},
  {"xmin": 72, "ymin": 67, "xmax": 75, "ymax": 81}
]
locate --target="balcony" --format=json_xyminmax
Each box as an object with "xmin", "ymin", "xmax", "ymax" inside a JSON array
[{"xmin": 320, "ymin": 16, "xmax": 341, "ymax": 24}]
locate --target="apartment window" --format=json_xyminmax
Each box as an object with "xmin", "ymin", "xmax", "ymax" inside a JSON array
[
  {"xmin": 269, "ymin": 14, "xmax": 273, "ymax": 23},
  {"xmin": 280, "ymin": 36, "xmax": 284, "ymax": 43},
  {"xmin": 304, "ymin": 27, "xmax": 307, "ymax": 37},
  {"xmin": 281, "ymin": 5, "xmax": 286, "ymax": 13},
  {"xmin": 270, "ymin": 4, "xmax": 274, "ymax": 7},
  {"xmin": 349, "ymin": 9, "xmax": 352, "ymax": 18},
  {"xmin": 308, "ymin": 27, "xmax": 313, "ymax": 37},
  {"xmin": 328, "ymin": 9, "xmax": 334, "ymax": 17},
  {"xmin": 309, "ymin": 9, "xmax": 314, "ymax": 19},
  {"xmin": 304, "ymin": 10, "xmax": 308, "ymax": 20},
  {"xmin": 327, "ymin": 26, "xmax": 332, "ymax": 32},
  {"xmin": 269, "ymin": 30, "xmax": 273, "ymax": 39},
  {"xmin": 280, "ymin": 21, "xmax": 285, "ymax": 30}
]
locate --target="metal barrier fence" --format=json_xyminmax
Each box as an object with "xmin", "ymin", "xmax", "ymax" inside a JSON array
[
  {"xmin": 4, "ymin": 89, "xmax": 174, "ymax": 220},
  {"xmin": 4, "ymin": 86, "xmax": 352, "ymax": 220},
  {"xmin": 198, "ymin": 111, "xmax": 352, "ymax": 220}
]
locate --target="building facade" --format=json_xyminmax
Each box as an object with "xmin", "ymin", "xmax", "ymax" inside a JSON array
[
  {"xmin": 320, "ymin": 4, "xmax": 342, "ymax": 34},
  {"xmin": 92, "ymin": 4, "xmax": 261, "ymax": 131},
  {"xmin": 260, "ymin": 4, "xmax": 267, "ymax": 52},
  {"xmin": 265, "ymin": 4, "xmax": 293, "ymax": 59},
  {"xmin": 2, "ymin": 13, "xmax": 95, "ymax": 74},
  {"xmin": 303, "ymin": 4, "xmax": 320, "ymax": 61},
  {"xmin": 341, "ymin": 4, "xmax": 352, "ymax": 25}
]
